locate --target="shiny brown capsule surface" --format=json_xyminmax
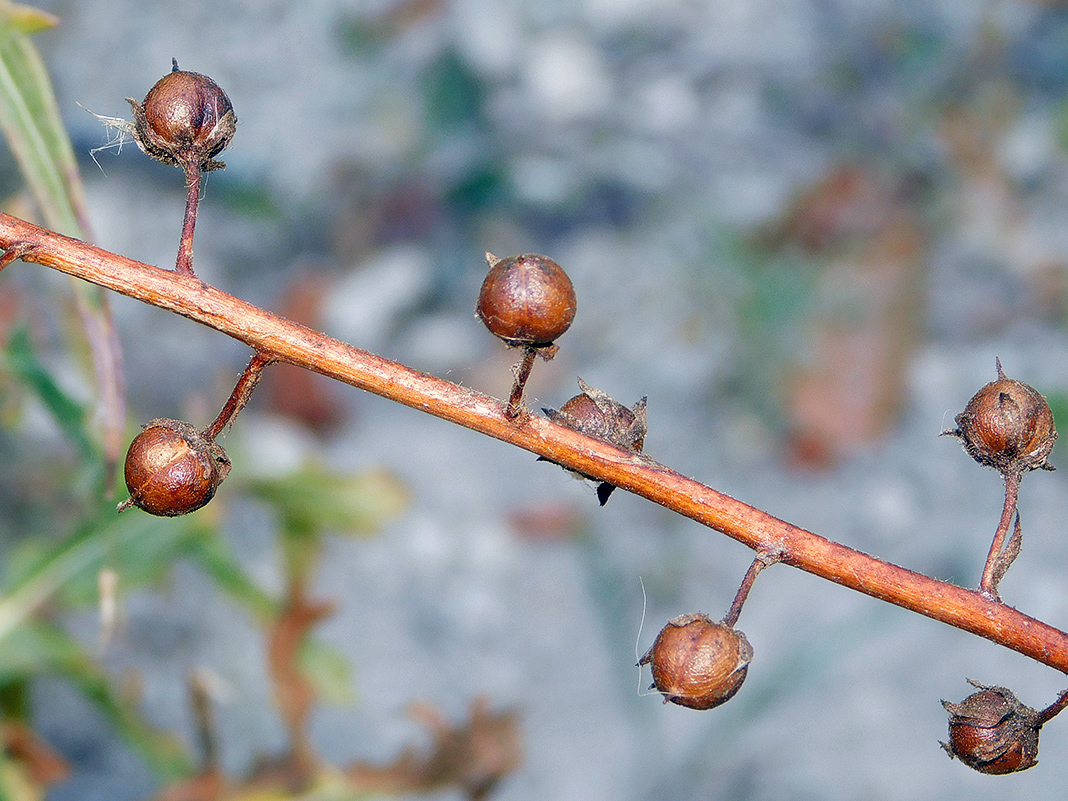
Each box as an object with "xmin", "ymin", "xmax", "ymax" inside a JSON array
[
  {"xmin": 639, "ymin": 613, "xmax": 752, "ymax": 710},
  {"xmin": 951, "ymin": 361, "xmax": 1056, "ymax": 475},
  {"xmin": 123, "ymin": 418, "xmax": 231, "ymax": 516},
  {"xmin": 128, "ymin": 62, "xmax": 236, "ymax": 171},
  {"xmin": 941, "ymin": 682, "xmax": 1041, "ymax": 775},
  {"xmin": 476, "ymin": 253, "xmax": 576, "ymax": 347}
]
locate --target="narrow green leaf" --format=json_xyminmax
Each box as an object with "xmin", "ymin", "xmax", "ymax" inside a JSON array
[
  {"xmin": 1, "ymin": 326, "xmax": 98, "ymax": 463},
  {"xmin": 0, "ymin": 15, "xmax": 126, "ymax": 474},
  {"xmin": 0, "ymin": 2, "xmax": 59, "ymax": 35},
  {"xmin": 0, "ymin": 500, "xmax": 209, "ymax": 642},
  {"xmin": 64, "ymin": 651, "xmax": 191, "ymax": 780},
  {"xmin": 0, "ymin": 619, "xmax": 83, "ymax": 681},
  {"xmin": 0, "ymin": 19, "xmax": 84, "ymax": 235},
  {"xmin": 247, "ymin": 465, "xmax": 408, "ymax": 540},
  {"xmin": 0, "ymin": 620, "xmax": 190, "ymax": 780},
  {"xmin": 0, "ymin": 503, "xmax": 200, "ymax": 780},
  {"xmin": 185, "ymin": 529, "xmax": 278, "ymax": 622},
  {"xmin": 0, "ymin": 750, "xmax": 40, "ymax": 801},
  {"xmin": 299, "ymin": 637, "xmax": 355, "ymax": 706}
]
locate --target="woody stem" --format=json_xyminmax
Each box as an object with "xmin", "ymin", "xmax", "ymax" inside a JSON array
[
  {"xmin": 505, "ymin": 346, "xmax": 537, "ymax": 419},
  {"xmin": 722, "ymin": 554, "xmax": 778, "ymax": 627},
  {"xmin": 175, "ymin": 160, "xmax": 202, "ymax": 276},
  {"xmin": 202, "ymin": 351, "xmax": 275, "ymax": 441},
  {"xmin": 979, "ymin": 472, "xmax": 1021, "ymax": 599},
  {"xmin": 7, "ymin": 213, "xmax": 1068, "ymax": 674},
  {"xmin": 1038, "ymin": 688, "xmax": 1068, "ymax": 725}
]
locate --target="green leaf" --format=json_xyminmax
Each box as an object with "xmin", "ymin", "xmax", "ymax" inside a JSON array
[
  {"xmin": 0, "ymin": 14, "xmax": 85, "ymax": 235},
  {"xmin": 64, "ymin": 646, "xmax": 190, "ymax": 780},
  {"xmin": 420, "ymin": 47, "xmax": 487, "ymax": 132},
  {"xmin": 185, "ymin": 528, "xmax": 278, "ymax": 622},
  {"xmin": 0, "ymin": 749, "xmax": 41, "ymax": 801},
  {"xmin": 0, "ymin": 2, "xmax": 58, "ymax": 35},
  {"xmin": 0, "ymin": 326, "xmax": 99, "ymax": 464},
  {"xmin": 0, "ymin": 620, "xmax": 190, "ymax": 780},
  {"xmin": 0, "ymin": 500, "xmax": 211, "ymax": 639},
  {"xmin": 0, "ymin": 502, "xmax": 205, "ymax": 780},
  {"xmin": 299, "ymin": 637, "xmax": 355, "ymax": 706},
  {"xmin": 0, "ymin": 13, "xmax": 126, "ymax": 476},
  {"xmin": 247, "ymin": 465, "xmax": 408, "ymax": 540},
  {"xmin": 0, "ymin": 619, "xmax": 84, "ymax": 681}
]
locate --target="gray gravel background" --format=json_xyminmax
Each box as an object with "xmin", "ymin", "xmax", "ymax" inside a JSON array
[{"xmin": 11, "ymin": 0, "xmax": 1068, "ymax": 799}]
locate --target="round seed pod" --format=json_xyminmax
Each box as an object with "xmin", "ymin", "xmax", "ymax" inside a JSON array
[
  {"xmin": 941, "ymin": 681, "xmax": 1041, "ymax": 774},
  {"xmin": 127, "ymin": 61, "xmax": 236, "ymax": 171},
  {"xmin": 542, "ymin": 378, "xmax": 648, "ymax": 505},
  {"xmin": 639, "ymin": 613, "xmax": 752, "ymax": 710},
  {"xmin": 949, "ymin": 360, "xmax": 1056, "ymax": 476},
  {"xmin": 122, "ymin": 418, "xmax": 231, "ymax": 516},
  {"xmin": 476, "ymin": 253, "xmax": 576, "ymax": 348},
  {"xmin": 547, "ymin": 378, "xmax": 647, "ymax": 452}
]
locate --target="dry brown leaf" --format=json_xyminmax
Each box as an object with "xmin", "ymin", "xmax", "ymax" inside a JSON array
[
  {"xmin": 260, "ymin": 276, "xmax": 348, "ymax": 436},
  {"xmin": 385, "ymin": 0, "xmax": 446, "ymax": 31},
  {"xmin": 507, "ymin": 501, "xmax": 586, "ymax": 542},
  {"xmin": 785, "ymin": 208, "xmax": 925, "ymax": 468},
  {"xmin": 150, "ymin": 770, "xmax": 225, "ymax": 801},
  {"xmin": 267, "ymin": 586, "xmax": 336, "ymax": 781},
  {"xmin": 756, "ymin": 165, "xmax": 899, "ymax": 254},
  {"xmin": 347, "ymin": 697, "xmax": 522, "ymax": 800},
  {"xmin": 1, "ymin": 722, "xmax": 69, "ymax": 786}
]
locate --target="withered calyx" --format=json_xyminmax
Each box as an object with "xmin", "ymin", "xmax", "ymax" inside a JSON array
[{"xmin": 542, "ymin": 378, "xmax": 647, "ymax": 505}]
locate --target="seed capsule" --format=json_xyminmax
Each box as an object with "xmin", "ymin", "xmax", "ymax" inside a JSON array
[
  {"xmin": 941, "ymin": 680, "xmax": 1041, "ymax": 774},
  {"xmin": 542, "ymin": 378, "xmax": 647, "ymax": 504},
  {"xmin": 947, "ymin": 359, "xmax": 1056, "ymax": 476},
  {"xmin": 476, "ymin": 253, "xmax": 576, "ymax": 348},
  {"xmin": 121, "ymin": 418, "xmax": 231, "ymax": 516},
  {"xmin": 639, "ymin": 613, "xmax": 752, "ymax": 710},
  {"xmin": 127, "ymin": 60, "xmax": 236, "ymax": 172}
]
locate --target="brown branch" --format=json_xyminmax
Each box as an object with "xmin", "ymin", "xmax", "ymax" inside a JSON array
[
  {"xmin": 3, "ymin": 211, "xmax": 1068, "ymax": 674},
  {"xmin": 1038, "ymin": 687, "xmax": 1068, "ymax": 725}
]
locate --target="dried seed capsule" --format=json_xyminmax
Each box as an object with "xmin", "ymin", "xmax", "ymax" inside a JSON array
[
  {"xmin": 639, "ymin": 613, "xmax": 752, "ymax": 710},
  {"xmin": 947, "ymin": 359, "xmax": 1056, "ymax": 476},
  {"xmin": 547, "ymin": 378, "xmax": 647, "ymax": 451},
  {"xmin": 127, "ymin": 60, "xmax": 236, "ymax": 172},
  {"xmin": 476, "ymin": 253, "xmax": 576, "ymax": 348},
  {"xmin": 941, "ymin": 680, "xmax": 1041, "ymax": 774},
  {"xmin": 121, "ymin": 418, "xmax": 231, "ymax": 516},
  {"xmin": 477, "ymin": 252, "xmax": 577, "ymax": 418},
  {"xmin": 542, "ymin": 378, "xmax": 647, "ymax": 504}
]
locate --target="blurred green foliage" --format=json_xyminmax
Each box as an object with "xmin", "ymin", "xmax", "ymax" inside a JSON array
[{"xmin": 0, "ymin": 8, "xmax": 409, "ymax": 798}]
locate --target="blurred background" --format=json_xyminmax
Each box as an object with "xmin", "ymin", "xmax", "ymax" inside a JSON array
[{"xmin": 5, "ymin": 0, "xmax": 1068, "ymax": 798}]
